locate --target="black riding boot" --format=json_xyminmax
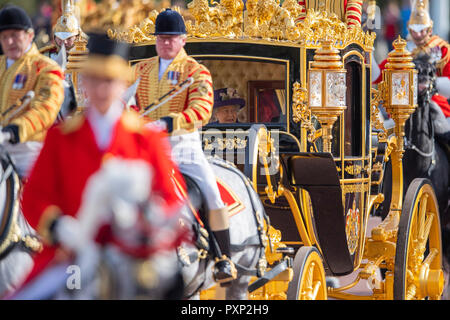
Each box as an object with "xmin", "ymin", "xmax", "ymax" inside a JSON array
[{"xmin": 212, "ymin": 229, "xmax": 237, "ymax": 287}]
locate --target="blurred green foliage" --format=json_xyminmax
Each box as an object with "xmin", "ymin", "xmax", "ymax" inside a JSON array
[{"xmin": 0, "ymin": 0, "xmax": 38, "ymax": 15}]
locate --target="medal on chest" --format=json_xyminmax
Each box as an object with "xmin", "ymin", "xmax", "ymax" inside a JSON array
[
  {"xmin": 12, "ymin": 74, "xmax": 27, "ymax": 90},
  {"xmin": 167, "ymin": 70, "xmax": 180, "ymax": 85}
]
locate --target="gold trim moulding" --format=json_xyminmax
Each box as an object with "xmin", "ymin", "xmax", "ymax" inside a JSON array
[
  {"xmin": 129, "ymin": 36, "xmax": 375, "ymax": 52},
  {"xmin": 109, "ymin": 7, "xmax": 376, "ymax": 51}
]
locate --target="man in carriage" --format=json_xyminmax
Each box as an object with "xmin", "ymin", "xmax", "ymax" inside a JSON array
[
  {"xmin": 130, "ymin": 8, "xmax": 238, "ymax": 286},
  {"xmin": 13, "ymin": 33, "xmax": 187, "ymax": 299},
  {"xmin": 0, "ymin": 5, "xmax": 64, "ymax": 178}
]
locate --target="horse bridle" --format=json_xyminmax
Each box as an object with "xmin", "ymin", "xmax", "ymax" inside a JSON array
[{"xmin": 404, "ymin": 82, "xmax": 437, "ymax": 175}]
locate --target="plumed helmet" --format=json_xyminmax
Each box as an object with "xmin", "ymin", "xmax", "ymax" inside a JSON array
[
  {"xmin": 154, "ymin": 8, "xmax": 186, "ymax": 35},
  {"xmin": 53, "ymin": 0, "xmax": 80, "ymax": 40},
  {"xmin": 0, "ymin": 5, "xmax": 33, "ymax": 33},
  {"xmin": 408, "ymin": 0, "xmax": 433, "ymax": 33}
]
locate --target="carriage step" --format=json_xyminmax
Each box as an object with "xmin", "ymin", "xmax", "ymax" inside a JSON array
[
  {"xmin": 276, "ymin": 247, "xmax": 295, "ymax": 254},
  {"xmin": 247, "ymin": 258, "xmax": 291, "ymax": 293}
]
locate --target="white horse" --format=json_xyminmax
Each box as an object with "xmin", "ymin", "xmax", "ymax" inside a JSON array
[
  {"xmin": 0, "ymin": 150, "xmax": 37, "ymax": 298},
  {"xmin": 10, "ymin": 158, "xmax": 184, "ymax": 300},
  {"xmin": 178, "ymin": 156, "xmax": 268, "ymax": 300}
]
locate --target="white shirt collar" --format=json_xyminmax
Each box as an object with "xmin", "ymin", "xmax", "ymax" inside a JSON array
[
  {"xmin": 159, "ymin": 57, "xmax": 174, "ymax": 81},
  {"xmin": 87, "ymin": 100, "xmax": 123, "ymax": 151}
]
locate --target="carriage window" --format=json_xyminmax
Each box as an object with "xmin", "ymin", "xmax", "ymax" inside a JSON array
[
  {"xmin": 248, "ymin": 81, "xmax": 286, "ymax": 123},
  {"xmin": 197, "ymin": 58, "xmax": 287, "ymax": 125}
]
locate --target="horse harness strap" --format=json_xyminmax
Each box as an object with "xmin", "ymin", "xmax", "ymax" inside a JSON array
[
  {"xmin": 405, "ymin": 115, "xmax": 437, "ymax": 175},
  {"xmin": 209, "ymin": 157, "xmax": 268, "ymax": 277}
]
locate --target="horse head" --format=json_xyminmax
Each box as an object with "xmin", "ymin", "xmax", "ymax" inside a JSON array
[{"xmin": 413, "ymin": 52, "xmax": 438, "ymax": 102}]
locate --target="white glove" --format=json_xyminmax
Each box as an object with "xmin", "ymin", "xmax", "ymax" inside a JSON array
[
  {"xmin": 0, "ymin": 130, "xmax": 11, "ymax": 145},
  {"xmin": 436, "ymin": 77, "xmax": 450, "ymax": 99},
  {"xmin": 145, "ymin": 120, "xmax": 167, "ymax": 131},
  {"xmin": 53, "ymin": 215, "xmax": 86, "ymax": 252}
]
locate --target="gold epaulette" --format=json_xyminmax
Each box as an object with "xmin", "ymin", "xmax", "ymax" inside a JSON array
[
  {"xmin": 39, "ymin": 44, "xmax": 57, "ymax": 55},
  {"xmin": 60, "ymin": 113, "xmax": 85, "ymax": 135},
  {"xmin": 121, "ymin": 110, "xmax": 144, "ymax": 133}
]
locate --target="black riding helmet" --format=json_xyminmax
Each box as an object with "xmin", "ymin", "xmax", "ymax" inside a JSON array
[
  {"xmin": 0, "ymin": 5, "xmax": 33, "ymax": 32},
  {"xmin": 153, "ymin": 8, "xmax": 186, "ymax": 35}
]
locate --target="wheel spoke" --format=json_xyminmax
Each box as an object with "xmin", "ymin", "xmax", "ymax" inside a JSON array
[
  {"xmin": 423, "ymin": 248, "xmax": 438, "ymax": 267},
  {"xmin": 419, "ymin": 214, "xmax": 434, "ymax": 248},
  {"xmin": 305, "ymin": 262, "xmax": 314, "ymax": 289},
  {"xmin": 418, "ymin": 195, "xmax": 428, "ymax": 240},
  {"xmin": 310, "ymin": 280, "xmax": 322, "ymax": 300}
]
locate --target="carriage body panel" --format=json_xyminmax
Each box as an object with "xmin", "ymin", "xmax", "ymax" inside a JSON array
[{"xmin": 129, "ymin": 38, "xmax": 374, "ymax": 274}]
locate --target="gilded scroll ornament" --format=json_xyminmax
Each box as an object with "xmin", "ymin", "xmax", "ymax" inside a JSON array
[{"xmin": 108, "ymin": 0, "xmax": 376, "ymax": 50}]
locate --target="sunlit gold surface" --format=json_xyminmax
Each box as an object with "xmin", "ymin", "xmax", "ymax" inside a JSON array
[{"xmin": 108, "ymin": 1, "xmax": 375, "ymax": 50}]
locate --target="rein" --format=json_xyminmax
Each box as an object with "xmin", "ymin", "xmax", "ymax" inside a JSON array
[{"xmin": 404, "ymin": 88, "xmax": 437, "ymax": 175}]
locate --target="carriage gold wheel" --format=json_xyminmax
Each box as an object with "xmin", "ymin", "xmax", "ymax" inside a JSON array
[
  {"xmin": 394, "ymin": 178, "xmax": 444, "ymax": 300},
  {"xmin": 287, "ymin": 246, "xmax": 327, "ymax": 300}
]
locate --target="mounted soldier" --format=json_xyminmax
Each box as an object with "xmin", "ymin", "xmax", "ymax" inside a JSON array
[
  {"xmin": 40, "ymin": 0, "xmax": 85, "ymax": 121},
  {"xmin": 374, "ymin": 0, "xmax": 450, "ymax": 128},
  {"xmin": 0, "ymin": 5, "xmax": 64, "ymax": 178},
  {"xmin": 131, "ymin": 8, "xmax": 237, "ymax": 287},
  {"xmin": 14, "ymin": 33, "xmax": 186, "ymax": 299}
]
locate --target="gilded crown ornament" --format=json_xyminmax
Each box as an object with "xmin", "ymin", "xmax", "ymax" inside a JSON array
[{"xmin": 107, "ymin": 0, "xmax": 375, "ymax": 50}]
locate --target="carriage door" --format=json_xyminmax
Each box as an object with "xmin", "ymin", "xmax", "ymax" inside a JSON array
[{"xmin": 341, "ymin": 51, "xmax": 369, "ymax": 267}]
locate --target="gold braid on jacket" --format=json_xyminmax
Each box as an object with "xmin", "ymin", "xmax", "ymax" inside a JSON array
[
  {"xmin": 0, "ymin": 44, "xmax": 64, "ymax": 143},
  {"xmin": 132, "ymin": 48, "xmax": 214, "ymax": 134}
]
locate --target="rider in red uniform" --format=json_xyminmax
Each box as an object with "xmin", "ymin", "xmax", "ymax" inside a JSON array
[
  {"xmin": 14, "ymin": 33, "xmax": 186, "ymax": 298},
  {"xmin": 373, "ymin": 0, "xmax": 450, "ymax": 118}
]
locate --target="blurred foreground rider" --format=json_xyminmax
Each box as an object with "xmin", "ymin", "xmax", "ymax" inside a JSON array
[
  {"xmin": 0, "ymin": 5, "xmax": 64, "ymax": 178},
  {"xmin": 131, "ymin": 9, "xmax": 237, "ymax": 286},
  {"xmin": 16, "ymin": 33, "xmax": 185, "ymax": 299}
]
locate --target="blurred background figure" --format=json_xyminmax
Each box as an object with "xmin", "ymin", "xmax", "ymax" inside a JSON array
[{"xmin": 382, "ymin": 1, "xmax": 401, "ymax": 51}]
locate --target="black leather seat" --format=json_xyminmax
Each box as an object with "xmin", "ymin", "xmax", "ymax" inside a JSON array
[{"xmin": 280, "ymin": 152, "xmax": 354, "ymax": 276}]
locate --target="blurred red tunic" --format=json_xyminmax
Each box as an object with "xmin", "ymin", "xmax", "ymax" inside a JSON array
[{"xmin": 20, "ymin": 110, "xmax": 186, "ymax": 284}]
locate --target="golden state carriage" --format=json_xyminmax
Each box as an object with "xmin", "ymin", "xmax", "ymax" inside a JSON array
[{"xmin": 64, "ymin": 0, "xmax": 445, "ymax": 300}]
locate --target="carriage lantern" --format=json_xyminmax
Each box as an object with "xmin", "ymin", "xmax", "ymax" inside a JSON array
[
  {"xmin": 66, "ymin": 36, "xmax": 89, "ymax": 110},
  {"xmin": 308, "ymin": 40, "xmax": 347, "ymax": 153},
  {"xmin": 380, "ymin": 36, "xmax": 418, "ymax": 155}
]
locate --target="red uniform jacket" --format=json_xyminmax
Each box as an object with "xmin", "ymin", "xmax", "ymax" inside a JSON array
[{"xmin": 20, "ymin": 110, "xmax": 186, "ymax": 283}]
